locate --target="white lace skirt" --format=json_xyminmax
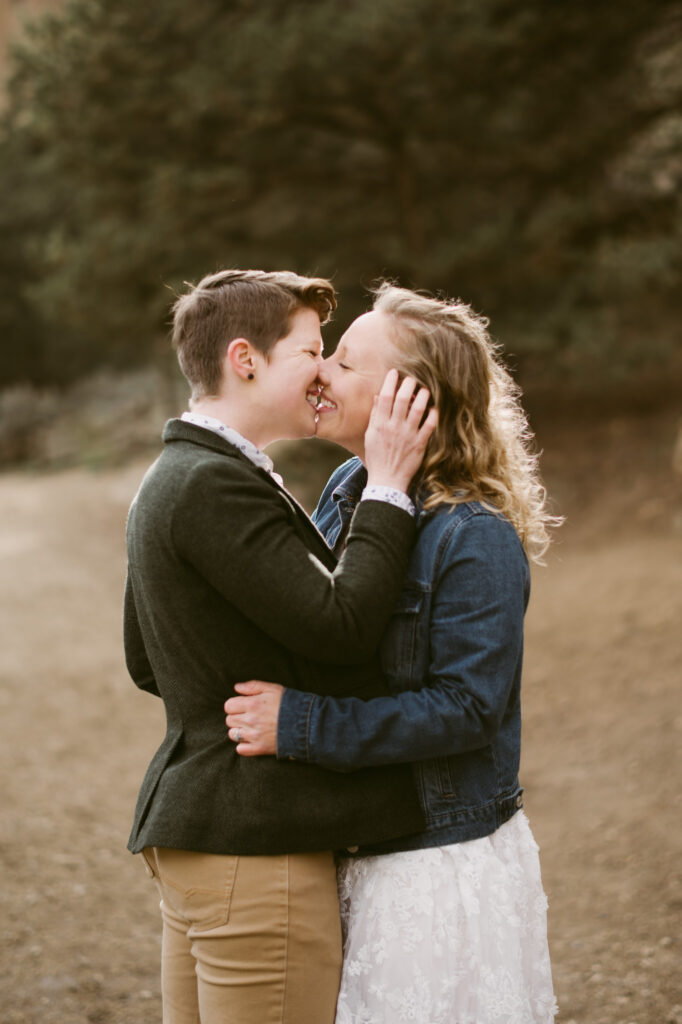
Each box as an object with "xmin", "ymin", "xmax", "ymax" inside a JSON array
[{"xmin": 335, "ymin": 812, "xmax": 557, "ymax": 1024}]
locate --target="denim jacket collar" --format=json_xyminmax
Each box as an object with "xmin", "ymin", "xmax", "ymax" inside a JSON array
[
  {"xmin": 331, "ymin": 460, "xmax": 367, "ymax": 506},
  {"xmin": 330, "ymin": 458, "xmax": 430, "ymax": 520}
]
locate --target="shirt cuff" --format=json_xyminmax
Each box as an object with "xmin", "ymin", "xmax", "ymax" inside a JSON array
[
  {"xmin": 360, "ymin": 485, "xmax": 416, "ymax": 517},
  {"xmin": 276, "ymin": 688, "xmax": 317, "ymax": 762}
]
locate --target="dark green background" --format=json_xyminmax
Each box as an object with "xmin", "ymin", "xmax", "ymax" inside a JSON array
[{"xmin": 1, "ymin": 0, "xmax": 680, "ymax": 398}]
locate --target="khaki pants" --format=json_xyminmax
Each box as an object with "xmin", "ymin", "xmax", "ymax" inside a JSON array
[{"xmin": 141, "ymin": 847, "xmax": 342, "ymax": 1024}]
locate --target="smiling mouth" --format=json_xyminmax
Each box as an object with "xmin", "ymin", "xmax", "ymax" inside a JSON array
[{"xmin": 306, "ymin": 386, "xmax": 337, "ymax": 412}]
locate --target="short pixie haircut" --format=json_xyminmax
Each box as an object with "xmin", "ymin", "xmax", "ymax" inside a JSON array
[{"xmin": 171, "ymin": 269, "xmax": 337, "ymax": 399}]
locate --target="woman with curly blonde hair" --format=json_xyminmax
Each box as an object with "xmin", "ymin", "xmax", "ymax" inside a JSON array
[
  {"xmin": 372, "ymin": 282, "xmax": 554, "ymax": 562},
  {"xmin": 226, "ymin": 283, "xmax": 559, "ymax": 1023}
]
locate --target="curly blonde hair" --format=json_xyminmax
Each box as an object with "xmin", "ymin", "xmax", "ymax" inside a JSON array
[{"xmin": 373, "ymin": 283, "xmax": 560, "ymax": 563}]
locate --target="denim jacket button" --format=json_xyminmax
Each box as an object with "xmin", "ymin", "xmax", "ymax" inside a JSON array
[
  {"xmin": 346, "ymin": 845, "xmax": 359, "ymax": 854},
  {"xmin": 515, "ymin": 793, "xmax": 523, "ymax": 808}
]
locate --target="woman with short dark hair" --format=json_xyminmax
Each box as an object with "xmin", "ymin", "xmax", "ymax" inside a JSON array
[{"xmin": 126, "ymin": 270, "xmax": 436, "ymax": 1024}]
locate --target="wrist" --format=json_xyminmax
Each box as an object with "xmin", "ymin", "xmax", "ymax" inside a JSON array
[
  {"xmin": 362, "ymin": 484, "xmax": 416, "ymax": 517},
  {"xmin": 277, "ymin": 688, "xmax": 315, "ymax": 762}
]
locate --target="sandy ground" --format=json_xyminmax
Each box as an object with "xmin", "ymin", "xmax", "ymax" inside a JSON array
[{"xmin": 0, "ymin": 410, "xmax": 680, "ymax": 1024}]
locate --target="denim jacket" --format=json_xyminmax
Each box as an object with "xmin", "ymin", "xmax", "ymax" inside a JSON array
[{"xmin": 277, "ymin": 457, "xmax": 530, "ymax": 853}]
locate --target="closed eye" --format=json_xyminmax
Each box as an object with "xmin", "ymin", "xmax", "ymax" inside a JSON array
[{"xmin": 338, "ymin": 362, "xmax": 351, "ymax": 370}]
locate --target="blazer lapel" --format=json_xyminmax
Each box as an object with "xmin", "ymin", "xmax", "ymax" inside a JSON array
[
  {"xmin": 254, "ymin": 468, "xmax": 338, "ymax": 570},
  {"xmin": 163, "ymin": 418, "xmax": 338, "ymax": 571}
]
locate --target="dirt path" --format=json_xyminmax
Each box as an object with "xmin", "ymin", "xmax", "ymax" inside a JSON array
[{"xmin": 1, "ymin": 417, "xmax": 680, "ymax": 1023}]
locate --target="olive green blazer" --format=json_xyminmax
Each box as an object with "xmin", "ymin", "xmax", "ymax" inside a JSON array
[{"xmin": 124, "ymin": 419, "xmax": 424, "ymax": 855}]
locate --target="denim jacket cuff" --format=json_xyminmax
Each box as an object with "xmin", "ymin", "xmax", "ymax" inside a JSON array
[{"xmin": 277, "ymin": 688, "xmax": 317, "ymax": 762}]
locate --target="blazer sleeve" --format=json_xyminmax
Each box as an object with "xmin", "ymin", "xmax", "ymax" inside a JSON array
[
  {"xmin": 277, "ymin": 514, "xmax": 529, "ymax": 768},
  {"xmin": 171, "ymin": 459, "xmax": 416, "ymax": 665},
  {"xmin": 123, "ymin": 571, "xmax": 161, "ymax": 697}
]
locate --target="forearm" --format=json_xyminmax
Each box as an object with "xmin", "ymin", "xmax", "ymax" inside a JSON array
[
  {"xmin": 175, "ymin": 465, "xmax": 416, "ymax": 663},
  {"xmin": 277, "ymin": 678, "xmax": 501, "ymax": 770},
  {"xmin": 316, "ymin": 498, "xmax": 416, "ymax": 657},
  {"xmin": 278, "ymin": 514, "xmax": 528, "ymax": 769}
]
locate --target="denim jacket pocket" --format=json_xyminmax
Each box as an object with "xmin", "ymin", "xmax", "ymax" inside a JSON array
[
  {"xmin": 421, "ymin": 746, "xmax": 497, "ymax": 808},
  {"xmin": 435, "ymin": 756, "xmax": 457, "ymax": 797},
  {"xmin": 380, "ymin": 585, "xmax": 428, "ymax": 691}
]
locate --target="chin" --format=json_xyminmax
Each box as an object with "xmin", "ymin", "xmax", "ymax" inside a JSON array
[
  {"xmin": 276, "ymin": 416, "xmax": 315, "ymax": 442},
  {"xmin": 315, "ymin": 421, "xmax": 353, "ymax": 453},
  {"xmin": 314, "ymin": 414, "xmax": 336, "ymax": 439},
  {"xmin": 300, "ymin": 414, "xmax": 320, "ymax": 440}
]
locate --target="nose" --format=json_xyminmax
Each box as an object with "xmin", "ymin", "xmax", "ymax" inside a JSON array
[{"xmin": 317, "ymin": 359, "xmax": 332, "ymax": 385}]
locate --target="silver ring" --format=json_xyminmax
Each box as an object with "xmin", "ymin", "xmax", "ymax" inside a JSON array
[{"xmin": 234, "ymin": 729, "xmax": 242, "ymax": 744}]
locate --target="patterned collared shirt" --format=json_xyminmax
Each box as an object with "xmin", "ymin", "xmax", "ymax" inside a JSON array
[{"xmin": 181, "ymin": 412, "xmax": 275, "ymax": 473}]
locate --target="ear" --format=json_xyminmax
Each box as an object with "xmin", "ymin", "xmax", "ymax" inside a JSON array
[{"xmin": 225, "ymin": 338, "xmax": 257, "ymax": 382}]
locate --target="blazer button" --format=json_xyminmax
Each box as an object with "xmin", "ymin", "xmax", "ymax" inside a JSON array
[
  {"xmin": 346, "ymin": 845, "xmax": 359, "ymax": 854},
  {"xmin": 288, "ymin": 756, "xmax": 296, "ymax": 761},
  {"xmin": 515, "ymin": 793, "xmax": 524, "ymax": 808}
]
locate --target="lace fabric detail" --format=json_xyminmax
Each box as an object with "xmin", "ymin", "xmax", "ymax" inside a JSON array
[{"xmin": 335, "ymin": 812, "xmax": 557, "ymax": 1024}]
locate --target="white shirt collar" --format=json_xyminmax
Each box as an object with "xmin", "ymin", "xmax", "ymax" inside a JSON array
[{"xmin": 181, "ymin": 412, "xmax": 275, "ymax": 475}]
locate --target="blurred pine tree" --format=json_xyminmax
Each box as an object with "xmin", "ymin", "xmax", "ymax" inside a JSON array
[{"xmin": 0, "ymin": 0, "xmax": 679, "ymax": 392}]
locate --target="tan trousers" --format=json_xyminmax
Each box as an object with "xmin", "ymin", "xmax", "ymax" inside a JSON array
[{"xmin": 141, "ymin": 846, "xmax": 342, "ymax": 1024}]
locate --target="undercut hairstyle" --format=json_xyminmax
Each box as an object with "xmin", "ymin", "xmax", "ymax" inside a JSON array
[
  {"xmin": 171, "ymin": 269, "xmax": 337, "ymax": 400},
  {"xmin": 372, "ymin": 282, "xmax": 561, "ymax": 563}
]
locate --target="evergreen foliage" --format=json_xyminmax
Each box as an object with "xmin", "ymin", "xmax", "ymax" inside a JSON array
[{"xmin": 1, "ymin": 0, "xmax": 680, "ymax": 388}]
